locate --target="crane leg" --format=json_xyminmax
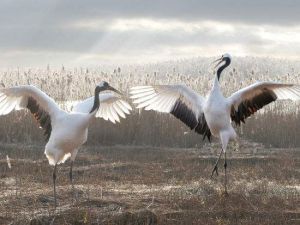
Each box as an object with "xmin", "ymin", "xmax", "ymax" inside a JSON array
[
  {"xmin": 211, "ymin": 149, "xmax": 223, "ymax": 178},
  {"xmin": 69, "ymin": 161, "xmax": 73, "ymax": 187},
  {"xmin": 224, "ymin": 152, "xmax": 228, "ymax": 196},
  {"xmin": 69, "ymin": 160, "xmax": 77, "ymax": 203},
  {"xmin": 53, "ymin": 164, "xmax": 57, "ymax": 208}
]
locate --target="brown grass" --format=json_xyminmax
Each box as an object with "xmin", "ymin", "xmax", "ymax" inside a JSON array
[
  {"xmin": 0, "ymin": 140, "xmax": 299, "ymax": 224},
  {"xmin": 0, "ymin": 58, "xmax": 299, "ymax": 224},
  {"xmin": 0, "ymin": 57, "xmax": 300, "ymax": 148}
]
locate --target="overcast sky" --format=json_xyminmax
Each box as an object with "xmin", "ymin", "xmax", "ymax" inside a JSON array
[{"xmin": 1, "ymin": 0, "xmax": 300, "ymax": 67}]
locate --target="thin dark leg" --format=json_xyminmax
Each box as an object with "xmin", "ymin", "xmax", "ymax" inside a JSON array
[
  {"xmin": 224, "ymin": 152, "xmax": 228, "ymax": 196},
  {"xmin": 69, "ymin": 161, "xmax": 73, "ymax": 186},
  {"xmin": 53, "ymin": 164, "xmax": 57, "ymax": 208},
  {"xmin": 211, "ymin": 149, "xmax": 223, "ymax": 178}
]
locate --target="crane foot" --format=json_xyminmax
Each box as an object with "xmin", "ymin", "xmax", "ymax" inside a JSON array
[{"xmin": 211, "ymin": 165, "xmax": 219, "ymax": 177}]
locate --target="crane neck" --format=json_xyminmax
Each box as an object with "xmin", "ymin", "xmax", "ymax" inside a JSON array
[
  {"xmin": 212, "ymin": 57, "xmax": 231, "ymax": 94},
  {"xmin": 89, "ymin": 88, "xmax": 100, "ymax": 114},
  {"xmin": 216, "ymin": 58, "xmax": 231, "ymax": 81},
  {"xmin": 212, "ymin": 75, "xmax": 221, "ymax": 93}
]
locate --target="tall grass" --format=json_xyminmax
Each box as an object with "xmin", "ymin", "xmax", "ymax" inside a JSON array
[{"xmin": 0, "ymin": 57, "xmax": 300, "ymax": 147}]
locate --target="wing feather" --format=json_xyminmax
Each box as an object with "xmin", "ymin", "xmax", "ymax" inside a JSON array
[
  {"xmin": 0, "ymin": 95, "xmax": 6, "ymax": 103},
  {"xmin": 0, "ymin": 85, "xmax": 61, "ymax": 141},
  {"xmin": 228, "ymin": 82, "xmax": 300, "ymax": 125},
  {"xmin": 130, "ymin": 85, "xmax": 211, "ymax": 141},
  {"xmin": 131, "ymin": 90, "xmax": 156, "ymax": 98},
  {"xmin": 138, "ymin": 96, "xmax": 160, "ymax": 109},
  {"xmin": 72, "ymin": 92, "xmax": 131, "ymax": 123},
  {"xmin": 101, "ymin": 103, "xmax": 110, "ymax": 121},
  {"xmin": 0, "ymin": 98, "xmax": 10, "ymax": 114},
  {"xmin": 110, "ymin": 106, "xmax": 120, "ymax": 123},
  {"xmin": 3, "ymin": 99, "xmax": 17, "ymax": 115},
  {"xmin": 112, "ymin": 103, "xmax": 126, "ymax": 119},
  {"xmin": 118, "ymin": 100, "xmax": 131, "ymax": 114},
  {"xmin": 133, "ymin": 93, "xmax": 157, "ymax": 104},
  {"xmin": 119, "ymin": 100, "xmax": 132, "ymax": 111},
  {"xmin": 115, "ymin": 101, "xmax": 127, "ymax": 112}
]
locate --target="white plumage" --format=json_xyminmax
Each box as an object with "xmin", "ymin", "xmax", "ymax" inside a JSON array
[
  {"xmin": 131, "ymin": 85, "xmax": 204, "ymax": 114},
  {"xmin": 0, "ymin": 82, "xmax": 131, "ymax": 207},
  {"xmin": 73, "ymin": 93, "xmax": 132, "ymax": 123},
  {"xmin": 0, "ymin": 85, "xmax": 59, "ymax": 116},
  {"xmin": 130, "ymin": 54, "xmax": 300, "ymax": 194}
]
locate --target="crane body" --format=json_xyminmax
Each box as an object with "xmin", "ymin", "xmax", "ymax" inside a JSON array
[
  {"xmin": 130, "ymin": 54, "xmax": 300, "ymax": 194},
  {"xmin": 0, "ymin": 81, "xmax": 132, "ymax": 207}
]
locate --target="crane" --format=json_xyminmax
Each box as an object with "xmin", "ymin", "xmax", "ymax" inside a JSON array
[
  {"xmin": 130, "ymin": 54, "xmax": 300, "ymax": 194},
  {"xmin": 0, "ymin": 81, "xmax": 132, "ymax": 207}
]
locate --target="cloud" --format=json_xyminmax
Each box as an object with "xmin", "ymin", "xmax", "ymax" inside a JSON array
[
  {"xmin": 1, "ymin": 0, "xmax": 299, "ymax": 26},
  {"xmin": 0, "ymin": 0, "xmax": 299, "ymax": 66}
]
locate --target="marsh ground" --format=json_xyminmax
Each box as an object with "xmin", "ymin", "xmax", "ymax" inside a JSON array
[{"xmin": 0, "ymin": 140, "xmax": 299, "ymax": 225}]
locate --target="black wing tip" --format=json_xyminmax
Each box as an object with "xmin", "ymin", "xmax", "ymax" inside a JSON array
[
  {"xmin": 27, "ymin": 97, "xmax": 52, "ymax": 141},
  {"xmin": 171, "ymin": 98, "xmax": 198, "ymax": 130},
  {"xmin": 231, "ymin": 89, "xmax": 277, "ymax": 125},
  {"xmin": 195, "ymin": 114, "xmax": 212, "ymax": 142},
  {"xmin": 171, "ymin": 98, "xmax": 212, "ymax": 141}
]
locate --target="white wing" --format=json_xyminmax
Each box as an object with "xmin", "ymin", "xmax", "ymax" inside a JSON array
[
  {"xmin": 72, "ymin": 93, "xmax": 132, "ymax": 124},
  {"xmin": 130, "ymin": 85, "xmax": 211, "ymax": 140},
  {"xmin": 228, "ymin": 81, "xmax": 300, "ymax": 125},
  {"xmin": 0, "ymin": 85, "xmax": 62, "ymax": 140}
]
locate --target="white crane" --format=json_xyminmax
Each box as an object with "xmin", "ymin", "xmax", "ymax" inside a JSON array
[
  {"xmin": 130, "ymin": 54, "xmax": 300, "ymax": 194},
  {"xmin": 0, "ymin": 81, "xmax": 132, "ymax": 207}
]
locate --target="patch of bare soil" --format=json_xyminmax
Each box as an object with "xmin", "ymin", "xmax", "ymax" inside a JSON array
[{"xmin": 0, "ymin": 140, "xmax": 299, "ymax": 224}]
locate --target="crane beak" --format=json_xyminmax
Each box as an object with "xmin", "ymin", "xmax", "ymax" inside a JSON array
[
  {"xmin": 213, "ymin": 56, "xmax": 224, "ymax": 68},
  {"xmin": 107, "ymin": 85, "xmax": 122, "ymax": 95}
]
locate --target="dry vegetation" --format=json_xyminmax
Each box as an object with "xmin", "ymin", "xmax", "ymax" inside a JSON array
[
  {"xmin": 0, "ymin": 57, "xmax": 299, "ymax": 224},
  {"xmin": 0, "ymin": 141, "xmax": 299, "ymax": 224},
  {"xmin": 0, "ymin": 57, "xmax": 300, "ymax": 147}
]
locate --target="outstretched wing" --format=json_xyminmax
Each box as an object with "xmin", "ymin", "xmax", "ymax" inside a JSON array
[
  {"xmin": 72, "ymin": 93, "xmax": 132, "ymax": 123},
  {"xmin": 228, "ymin": 81, "xmax": 300, "ymax": 125},
  {"xmin": 130, "ymin": 85, "xmax": 211, "ymax": 141},
  {"xmin": 0, "ymin": 85, "xmax": 62, "ymax": 140}
]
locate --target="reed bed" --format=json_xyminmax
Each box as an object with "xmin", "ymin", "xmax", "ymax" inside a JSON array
[{"xmin": 0, "ymin": 57, "xmax": 300, "ymax": 147}]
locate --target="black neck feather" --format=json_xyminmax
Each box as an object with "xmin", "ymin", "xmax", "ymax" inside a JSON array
[
  {"xmin": 89, "ymin": 88, "xmax": 100, "ymax": 114},
  {"xmin": 217, "ymin": 58, "xmax": 231, "ymax": 81}
]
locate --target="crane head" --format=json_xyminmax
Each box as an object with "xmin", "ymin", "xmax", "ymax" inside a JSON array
[
  {"xmin": 213, "ymin": 53, "xmax": 232, "ymax": 81},
  {"xmin": 213, "ymin": 53, "xmax": 232, "ymax": 68},
  {"xmin": 96, "ymin": 81, "xmax": 122, "ymax": 95}
]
